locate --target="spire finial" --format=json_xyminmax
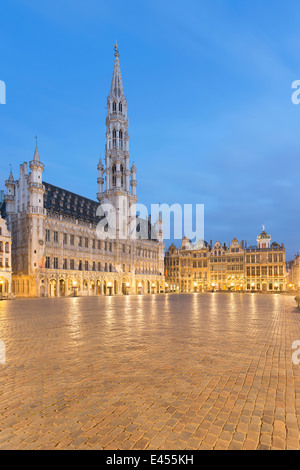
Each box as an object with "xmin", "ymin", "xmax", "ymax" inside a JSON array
[
  {"xmin": 114, "ymin": 41, "xmax": 119, "ymax": 57},
  {"xmin": 33, "ymin": 136, "xmax": 40, "ymax": 162},
  {"xmin": 8, "ymin": 164, "xmax": 14, "ymax": 181},
  {"xmin": 263, "ymin": 224, "xmax": 265, "ymax": 231}
]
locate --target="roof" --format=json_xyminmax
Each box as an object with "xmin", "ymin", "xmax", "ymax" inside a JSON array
[
  {"xmin": 43, "ymin": 182, "xmax": 100, "ymax": 225},
  {"xmin": 257, "ymin": 230, "xmax": 271, "ymax": 240},
  {"xmin": 43, "ymin": 182, "xmax": 158, "ymax": 240}
]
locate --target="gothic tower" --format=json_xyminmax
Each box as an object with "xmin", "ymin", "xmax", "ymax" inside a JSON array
[{"xmin": 97, "ymin": 43, "xmax": 137, "ymax": 239}]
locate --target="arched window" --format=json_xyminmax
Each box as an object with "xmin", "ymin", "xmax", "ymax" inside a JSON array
[
  {"xmin": 120, "ymin": 164, "xmax": 124, "ymax": 187},
  {"xmin": 119, "ymin": 129, "xmax": 123, "ymax": 149},
  {"xmin": 112, "ymin": 102, "xmax": 116, "ymax": 112},
  {"xmin": 119, "ymin": 102, "xmax": 122, "ymax": 113},
  {"xmin": 112, "ymin": 129, "xmax": 117, "ymax": 149},
  {"xmin": 112, "ymin": 164, "xmax": 116, "ymax": 187}
]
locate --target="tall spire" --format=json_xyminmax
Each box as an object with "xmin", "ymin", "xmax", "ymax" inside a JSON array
[
  {"xmin": 33, "ymin": 136, "xmax": 40, "ymax": 162},
  {"xmin": 109, "ymin": 42, "xmax": 125, "ymax": 100},
  {"xmin": 98, "ymin": 44, "xmax": 137, "ymax": 207},
  {"xmin": 8, "ymin": 164, "xmax": 14, "ymax": 181}
]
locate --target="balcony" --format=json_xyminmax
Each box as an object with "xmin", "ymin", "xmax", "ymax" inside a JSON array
[{"xmin": 27, "ymin": 206, "xmax": 47, "ymax": 215}]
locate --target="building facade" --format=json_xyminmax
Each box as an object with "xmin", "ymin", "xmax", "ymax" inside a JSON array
[
  {"xmin": 165, "ymin": 238, "xmax": 209, "ymax": 293},
  {"xmin": 0, "ymin": 217, "xmax": 12, "ymax": 298},
  {"xmin": 2, "ymin": 45, "xmax": 165, "ymax": 297},
  {"xmin": 0, "ymin": 215, "xmax": 12, "ymax": 297},
  {"xmin": 287, "ymin": 253, "xmax": 300, "ymax": 292},
  {"xmin": 209, "ymin": 238, "xmax": 245, "ymax": 291},
  {"xmin": 165, "ymin": 228, "xmax": 286, "ymax": 293},
  {"xmin": 245, "ymin": 228, "xmax": 286, "ymax": 292}
]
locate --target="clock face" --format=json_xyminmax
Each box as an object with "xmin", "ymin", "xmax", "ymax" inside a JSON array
[{"xmin": 38, "ymin": 239, "xmax": 44, "ymax": 246}]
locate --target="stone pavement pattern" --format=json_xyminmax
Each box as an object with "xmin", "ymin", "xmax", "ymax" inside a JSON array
[{"xmin": 0, "ymin": 293, "xmax": 299, "ymax": 450}]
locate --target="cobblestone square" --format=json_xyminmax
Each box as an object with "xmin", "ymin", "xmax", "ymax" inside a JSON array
[{"xmin": 0, "ymin": 293, "xmax": 299, "ymax": 450}]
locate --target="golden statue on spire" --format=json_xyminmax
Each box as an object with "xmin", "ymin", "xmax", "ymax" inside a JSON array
[{"xmin": 114, "ymin": 41, "xmax": 119, "ymax": 56}]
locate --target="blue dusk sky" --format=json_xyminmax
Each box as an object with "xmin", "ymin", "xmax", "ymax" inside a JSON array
[{"xmin": 0, "ymin": 0, "xmax": 299, "ymax": 259}]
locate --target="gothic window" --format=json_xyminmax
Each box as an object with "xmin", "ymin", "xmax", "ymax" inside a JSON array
[
  {"xmin": 119, "ymin": 102, "xmax": 122, "ymax": 113},
  {"xmin": 119, "ymin": 129, "xmax": 123, "ymax": 149},
  {"xmin": 120, "ymin": 164, "xmax": 124, "ymax": 187},
  {"xmin": 112, "ymin": 101, "xmax": 117, "ymax": 112},
  {"xmin": 112, "ymin": 164, "xmax": 116, "ymax": 187},
  {"xmin": 112, "ymin": 129, "xmax": 117, "ymax": 148}
]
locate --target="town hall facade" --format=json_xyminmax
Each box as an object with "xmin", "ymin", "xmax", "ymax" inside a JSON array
[{"xmin": 2, "ymin": 46, "xmax": 165, "ymax": 297}]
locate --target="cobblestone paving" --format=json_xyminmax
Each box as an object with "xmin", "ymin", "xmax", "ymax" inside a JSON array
[{"xmin": 0, "ymin": 293, "xmax": 299, "ymax": 450}]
